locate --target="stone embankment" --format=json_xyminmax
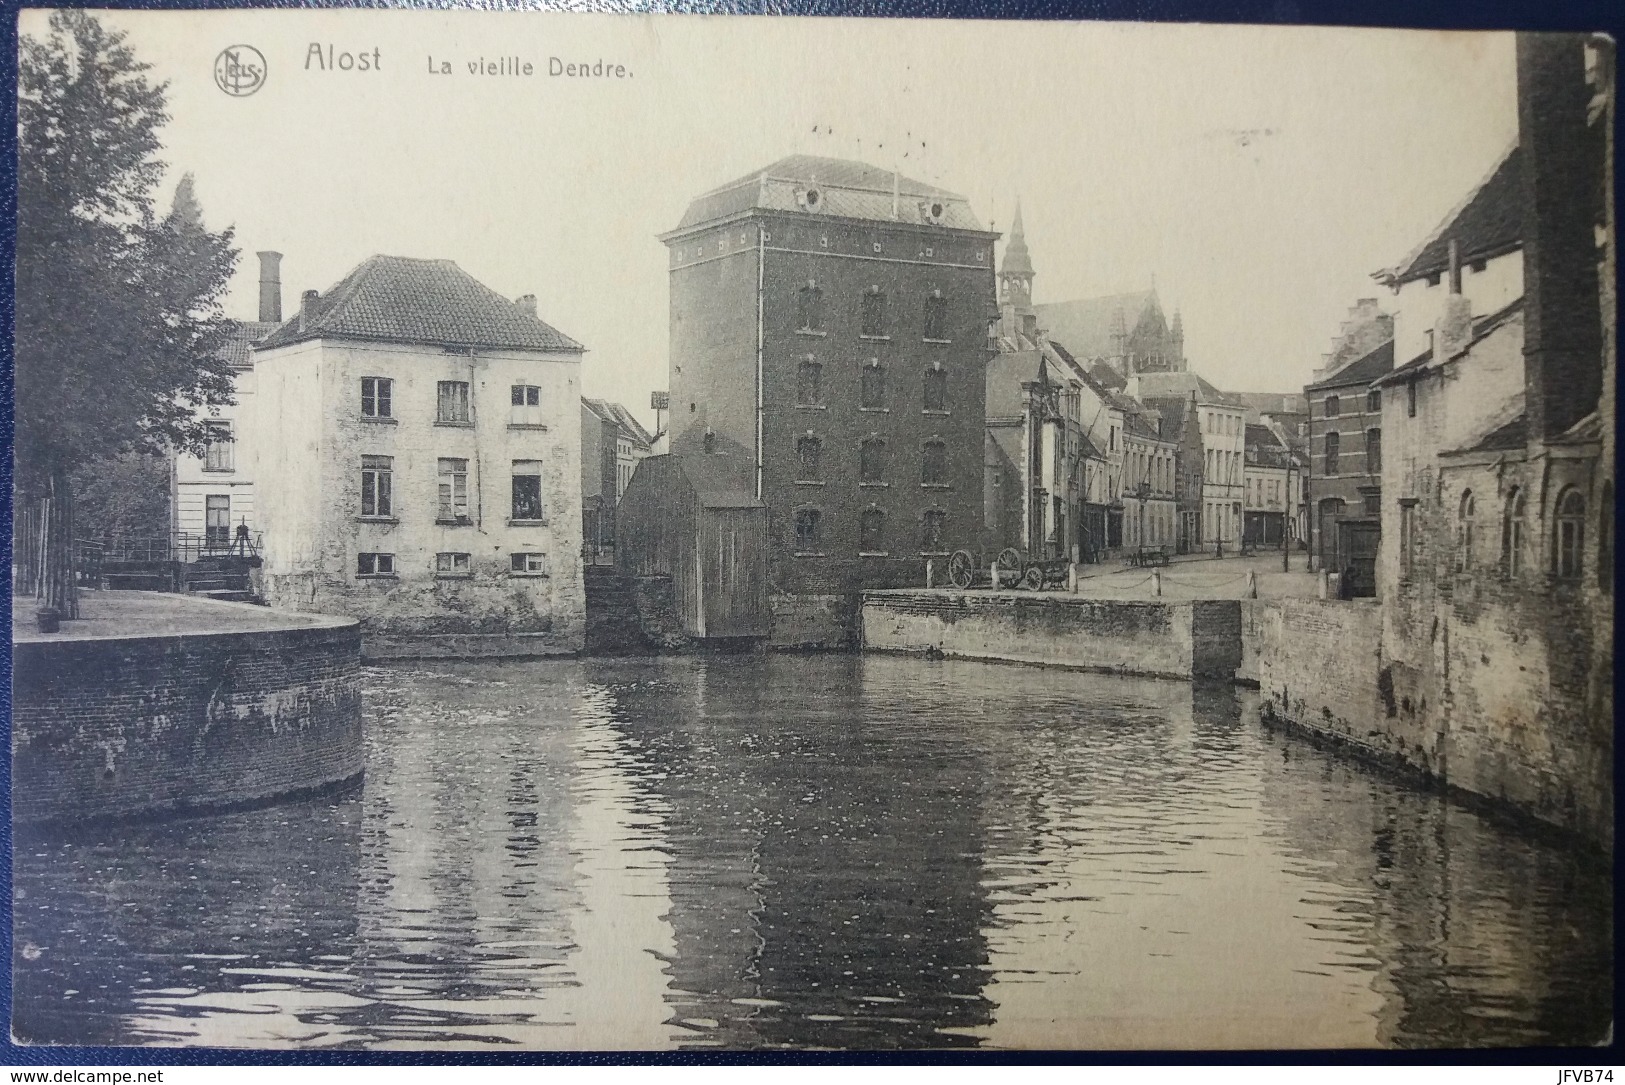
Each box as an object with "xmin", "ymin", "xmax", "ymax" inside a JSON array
[{"xmin": 12, "ymin": 592, "xmax": 364, "ymax": 825}]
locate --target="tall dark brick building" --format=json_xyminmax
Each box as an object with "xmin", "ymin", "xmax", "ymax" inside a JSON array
[{"xmin": 661, "ymin": 155, "xmax": 998, "ymax": 593}]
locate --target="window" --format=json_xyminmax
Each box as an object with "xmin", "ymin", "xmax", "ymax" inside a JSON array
[
  {"xmin": 361, "ymin": 455, "xmax": 393, "ymax": 517},
  {"xmin": 794, "ymin": 508, "xmax": 822, "ymax": 553},
  {"xmin": 861, "ymin": 361, "xmax": 887, "ymax": 410},
  {"xmin": 203, "ymin": 420, "xmax": 233, "ymax": 472},
  {"xmin": 923, "ymin": 295, "xmax": 948, "ymax": 340},
  {"xmin": 357, "ymin": 552, "xmax": 395, "ymax": 577},
  {"xmin": 798, "ymin": 284, "xmax": 824, "ymax": 332},
  {"xmin": 510, "ymin": 552, "xmax": 550, "ymax": 576},
  {"xmin": 361, "ymin": 376, "xmax": 392, "ymax": 418},
  {"xmin": 921, "ymin": 510, "xmax": 946, "ymax": 553},
  {"xmin": 437, "ymin": 381, "xmax": 471, "ymax": 423},
  {"xmin": 1600, "ymin": 482, "xmax": 1614, "ymax": 592},
  {"xmin": 511, "ymin": 459, "xmax": 544, "ymax": 522},
  {"xmin": 860, "ymin": 437, "xmax": 886, "ymax": 484},
  {"xmin": 1324, "ymin": 432, "xmax": 1340, "ymax": 475},
  {"xmin": 1367, "ymin": 389, "xmax": 1381, "ymax": 413},
  {"xmin": 1457, "ymin": 489, "xmax": 1477, "ymax": 569},
  {"xmin": 1407, "ymin": 380, "xmax": 1417, "ymax": 418},
  {"xmin": 437, "ymin": 458, "xmax": 469, "ymax": 522},
  {"xmin": 435, "ymin": 552, "xmax": 471, "ymax": 577},
  {"xmin": 860, "ymin": 290, "xmax": 887, "ymax": 337},
  {"xmin": 1363, "ymin": 491, "xmax": 1381, "ymax": 517},
  {"xmin": 795, "ymin": 434, "xmax": 822, "ymax": 481},
  {"xmin": 796, "ymin": 359, "xmax": 823, "ymax": 406},
  {"xmin": 859, "ymin": 508, "xmax": 886, "ymax": 553},
  {"xmin": 1503, "ymin": 487, "xmax": 1525, "ymax": 576},
  {"xmin": 510, "ymin": 385, "xmax": 542, "ymax": 426},
  {"xmin": 1555, "ymin": 488, "xmax": 1585, "ymax": 578},
  {"xmin": 923, "ymin": 366, "xmax": 948, "ymax": 412},
  {"xmin": 921, "ymin": 440, "xmax": 947, "ymax": 486},
  {"xmin": 1366, "ymin": 428, "xmax": 1382, "ymax": 473},
  {"xmin": 205, "ymin": 495, "xmax": 231, "ymax": 548},
  {"xmin": 1324, "ymin": 395, "xmax": 1341, "ymax": 418}
]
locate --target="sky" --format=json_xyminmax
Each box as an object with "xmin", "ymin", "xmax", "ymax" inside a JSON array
[{"xmin": 25, "ymin": 11, "xmax": 1519, "ymax": 426}]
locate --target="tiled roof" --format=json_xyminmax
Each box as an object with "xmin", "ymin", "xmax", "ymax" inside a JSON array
[
  {"xmin": 583, "ymin": 398, "xmax": 655, "ymax": 448},
  {"xmin": 1034, "ymin": 291, "xmax": 1156, "ymax": 361},
  {"xmin": 671, "ymin": 155, "xmax": 986, "ymax": 234},
  {"xmin": 1088, "ymin": 361, "xmax": 1128, "ymax": 392},
  {"xmin": 1131, "ymin": 370, "xmax": 1235, "ymax": 405},
  {"xmin": 1374, "ymin": 298, "xmax": 1524, "ymax": 388},
  {"xmin": 1140, "ymin": 396, "xmax": 1194, "ymax": 443},
  {"xmin": 1123, "ymin": 411, "xmax": 1161, "ymax": 441},
  {"xmin": 1378, "ymin": 145, "xmax": 1522, "ymax": 287},
  {"xmin": 1229, "ymin": 391, "xmax": 1308, "ymax": 416},
  {"xmin": 256, "ymin": 255, "xmax": 585, "ymax": 354},
  {"xmin": 1305, "ymin": 339, "xmax": 1394, "ymax": 392},
  {"xmin": 1245, "ymin": 423, "xmax": 1284, "ymax": 450},
  {"xmin": 217, "ymin": 320, "xmax": 280, "ymax": 368},
  {"xmin": 1449, "ymin": 413, "xmax": 1528, "ymax": 455}
]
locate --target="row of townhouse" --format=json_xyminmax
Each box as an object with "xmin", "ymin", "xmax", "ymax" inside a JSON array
[
  {"xmin": 1298, "ymin": 34, "xmax": 1614, "ymax": 837},
  {"xmin": 173, "ymin": 252, "xmax": 652, "ymax": 655}
]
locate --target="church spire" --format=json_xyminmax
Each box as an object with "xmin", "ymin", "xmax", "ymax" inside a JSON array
[{"xmin": 1000, "ymin": 198, "xmax": 1035, "ymax": 281}]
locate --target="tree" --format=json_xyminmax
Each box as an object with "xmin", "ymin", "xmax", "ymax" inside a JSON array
[
  {"xmin": 15, "ymin": 11, "xmax": 239, "ymax": 612},
  {"xmin": 70, "ymin": 451, "xmax": 172, "ymax": 541}
]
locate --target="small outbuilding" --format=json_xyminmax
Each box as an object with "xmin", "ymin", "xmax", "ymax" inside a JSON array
[{"xmin": 616, "ymin": 453, "xmax": 768, "ymax": 640}]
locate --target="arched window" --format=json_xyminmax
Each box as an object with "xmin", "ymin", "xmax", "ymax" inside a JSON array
[
  {"xmin": 797, "ymin": 284, "xmax": 824, "ymax": 332},
  {"xmin": 795, "ymin": 434, "xmax": 821, "ymax": 480},
  {"xmin": 1600, "ymin": 481, "xmax": 1614, "ymax": 592},
  {"xmin": 1502, "ymin": 487, "xmax": 1525, "ymax": 576},
  {"xmin": 860, "ymin": 437, "xmax": 886, "ymax": 484},
  {"xmin": 796, "ymin": 358, "xmax": 822, "ymax": 406},
  {"xmin": 921, "ymin": 440, "xmax": 948, "ymax": 486},
  {"xmin": 1324, "ymin": 432, "xmax": 1340, "ymax": 475},
  {"xmin": 861, "ymin": 360, "xmax": 887, "ymax": 410},
  {"xmin": 1457, "ymin": 489, "xmax": 1477, "ymax": 569},
  {"xmin": 859, "ymin": 508, "xmax": 886, "ymax": 553},
  {"xmin": 1556, "ymin": 487, "xmax": 1585, "ymax": 578},
  {"xmin": 923, "ymin": 365, "xmax": 948, "ymax": 412}
]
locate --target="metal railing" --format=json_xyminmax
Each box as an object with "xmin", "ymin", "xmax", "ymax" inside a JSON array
[{"xmin": 95, "ymin": 530, "xmax": 263, "ymax": 565}]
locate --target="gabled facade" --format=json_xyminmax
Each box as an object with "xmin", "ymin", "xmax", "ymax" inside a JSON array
[
  {"xmin": 661, "ymin": 155, "xmax": 997, "ymax": 594},
  {"xmin": 249, "ymin": 254, "xmax": 587, "ymax": 655},
  {"xmin": 581, "ymin": 397, "xmax": 655, "ymax": 563}
]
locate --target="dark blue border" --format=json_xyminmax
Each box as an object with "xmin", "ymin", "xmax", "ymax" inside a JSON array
[{"xmin": 1, "ymin": 0, "xmax": 1619, "ymax": 1068}]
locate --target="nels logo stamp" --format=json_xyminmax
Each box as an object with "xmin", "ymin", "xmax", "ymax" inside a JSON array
[{"xmin": 214, "ymin": 45, "xmax": 266, "ymax": 96}]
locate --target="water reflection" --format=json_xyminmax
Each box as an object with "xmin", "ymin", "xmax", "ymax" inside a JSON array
[{"xmin": 12, "ymin": 655, "xmax": 1612, "ymax": 1050}]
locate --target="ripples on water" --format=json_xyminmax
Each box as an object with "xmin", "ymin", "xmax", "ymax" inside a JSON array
[{"xmin": 11, "ymin": 655, "xmax": 1613, "ymax": 1050}]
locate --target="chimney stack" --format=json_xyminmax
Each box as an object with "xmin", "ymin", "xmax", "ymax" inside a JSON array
[
  {"xmin": 1433, "ymin": 238, "xmax": 1474, "ymax": 362},
  {"xmin": 516, "ymin": 294, "xmax": 537, "ymax": 317},
  {"xmin": 257, "ymin": 251, "xmax": 283, "ymax": 323},
  {"xmin": 300, "ymin": 289, "xmax": 319, "ymax": 331}
]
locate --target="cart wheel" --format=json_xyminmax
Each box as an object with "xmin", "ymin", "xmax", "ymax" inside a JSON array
[
  {"xmin": 1021, "ymin": 563, "xmax": 1045, "ymax": 591},
  {"xmin": 997, "ymin": 547, "xmax": 1023, "ymax": 573},
  {"xmin": 946, "ymin": 549, "xmax": 975, "ymax": 589}
]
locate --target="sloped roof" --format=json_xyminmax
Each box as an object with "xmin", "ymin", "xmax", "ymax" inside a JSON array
[
  {"xmin": 1377, "ymin": 144, "xmax": 1523, "ymax": 287},
  {"xmin": 218, "ymin": 320, "xmax": 280, "ymax": 368},
  {"xmin": 1088, "ymin": 360, "xmax": 1128, "ymax": 392},
  {"xmin": 1228, "ymin": 391, "xmax": 1308, "ymax": 416},
  {"xmin": 1447, "ymin": 413, "xmax": 1528, "ymax": 455},
  {"xmin": 256, "ymin": 255, "xmax": 585, "ymax": 353},
  {"xmin": 1140, "ymin": 396, "xmax": 1193, "ymax": 443},
  {"xmin": 1001, "ymin": 202, "xmax": 1034, "ymax": 278},
  {"xmin": 1374, "ymin": 298, "xmax": 1524, "ymax": 387},
  {"xmin": 1131, "ymin": 370, "xmax": 1235, "ymax": 405},
  {"xmin": 670, "ymin": 155, "xmax": 987, "ymax": 234},
  {"xmin": 1305, "ymin": 339, "xmax": 1394, "ymax": 393},
  {"xmin": 1123, "ymin": 410, "xmax": 1160, "ymax": 441},
  {"xmin": 675, "ymin": 453, "xmax": 762, "ymax": 509},
  {"xmin": 583, "ymin": 398, "xmax": 655, "ymax": 448},
  {"xmin": 1034, "ymin": 291, "xmax": 1155, "ymax": 360},
  {"xmin": 1245, "ymin": 423, "xmax": 1284, "ymax": 449}
]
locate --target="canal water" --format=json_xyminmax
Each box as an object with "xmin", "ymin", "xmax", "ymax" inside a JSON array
[{"xmin": 12, "ymin": 655, "xmax": 1613, "ymax": 1051}]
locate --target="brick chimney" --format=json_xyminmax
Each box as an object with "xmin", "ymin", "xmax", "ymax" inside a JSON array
[
  {"xmin": 299, "ymin": 289, "xmax": 319, "ymax": 331},
  {"xmin": 1517, "ymin": 32, "xmax": 1604, "ymax": 441},
  {"xmin": 256, "ymin": 251, "xmax": 283, "ymax": 323},
  {"xmin": 516, "ymin": 294, "xmax": 537, "ymax": 317},
  {"xmin": 1434, "ymin": 239, "xmax": 1474, "ymax": 361}
]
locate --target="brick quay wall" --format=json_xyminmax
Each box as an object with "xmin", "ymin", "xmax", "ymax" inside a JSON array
[
  {"xmin": 860, "ymin": 591, "xmax": 1241, "ymax": 680},
  {"xmin": 862, "ymin": 590, "xmax": 1608, "ymax": 847},
  {"xmin": 12, "ymin": 613, "xmax": 364, "ymax": 825}
]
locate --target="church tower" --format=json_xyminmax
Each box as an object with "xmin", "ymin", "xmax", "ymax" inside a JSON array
[
  {"xmin": 998, "ymin": 201, "xmax": 1037, "ymax": 338},
  {"xmin": 1170, "ymin": 308, "xmax": 1186, "ymax": 372}
]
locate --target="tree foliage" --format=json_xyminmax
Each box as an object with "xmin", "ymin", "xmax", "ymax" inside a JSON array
[
  {"xmin": 70, "ymin": 450, "xmax": 172, "ymax": 540},
  {"xmin": 15, "ymin": 10, "xmax": 239, "ymax": 498}
]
